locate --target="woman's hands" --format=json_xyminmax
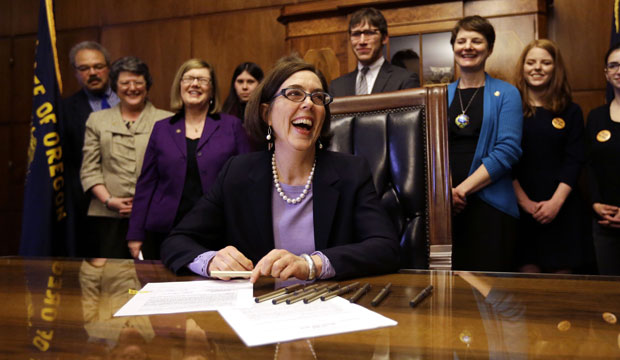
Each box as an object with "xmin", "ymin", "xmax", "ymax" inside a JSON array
[
  {"xmin": 451, "ymin": 187, "xmax": 467, "ymax": 214},
  {"xmin": 531, "ymin": 198, "xmax": 562, "ymax": 224},
  {"xmin": 208, "ymin": 246, "xmax": 254, "ymax": 280},
  {"xmin": 210, "ymin": 247, "xmax": 323, "ymax": 283},
  {"xmin": 127, "ymin": 240, "xmax": 142, "ymax": 259},
  {"xmin": 107, "ymin": 197, "xmax": 133, "ymax": 216},
  {"xmin": 515, "ymin": 181, "xmax": 571, "ymax": 224},
  {"xmin": 90, "ymin": 184, "xmax": 133, "ymax": 216},
  {"xmin": 251, "ymin": 250, "xmax": 323, "ymax": 284},
  {"xmin": 452, "ymin": 165, "xmax": 492, "ymax": 214},
  {"xmin": 593, "ymin": 203, "xmax": 620, "ymax": 228}
]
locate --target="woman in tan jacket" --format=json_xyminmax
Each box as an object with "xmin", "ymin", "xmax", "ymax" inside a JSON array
[{"xmin": 81, "ymin": 56, "xmax": 172, "ymax": 258}]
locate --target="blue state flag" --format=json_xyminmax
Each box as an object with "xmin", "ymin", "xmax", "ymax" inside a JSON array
[{"xmin": 20, "ymin": 0, "xmax": 75, "ymax": 256}]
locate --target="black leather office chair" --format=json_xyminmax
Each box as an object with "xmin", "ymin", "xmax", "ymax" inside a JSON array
[{"xmin": 329, "ymin": 86, "xmax": 452, "ymax": 269}]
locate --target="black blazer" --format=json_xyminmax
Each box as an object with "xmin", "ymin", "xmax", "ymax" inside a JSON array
[
  {"xmin": 328, "ymin": 61, "xmax": 420, "ymax": 97},
  {"xmin": 161, "ymin": 150, "xmax": 400, "ymax": 279},
  {"xmin": 60, "ymin": 89, "xmax": 93, "ymax": 175},
  {"xmin": 59, "ymin": 90, "xmax": 95, "ymax": 240}
]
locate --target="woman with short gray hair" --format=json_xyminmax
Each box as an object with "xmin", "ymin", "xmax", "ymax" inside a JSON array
[{"xmin": 80, "ymin": 56, "xmax": 172, "ymax": 258}]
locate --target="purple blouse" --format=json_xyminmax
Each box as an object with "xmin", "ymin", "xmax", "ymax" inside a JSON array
[{"xmin": 187, "ymin": 183, "xmax": 335, "ymax": 279}]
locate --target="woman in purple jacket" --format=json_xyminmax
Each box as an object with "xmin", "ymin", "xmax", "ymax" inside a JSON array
[{"xmin": 127, "ymin": 59, "xmax": 251, "ymax": 259}]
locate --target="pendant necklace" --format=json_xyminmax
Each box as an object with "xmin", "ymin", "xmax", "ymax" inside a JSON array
[
  {"xmin": 188, "ymin": 120, "xmax": 204, "ymax": 134},
  {"xmin": 455, "ymin": 85, "xmax": 481, "ymax": 129}
]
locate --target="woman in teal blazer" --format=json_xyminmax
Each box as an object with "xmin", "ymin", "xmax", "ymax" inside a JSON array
[{"xmin": 447, "ymin": 16, "xmax": 523, "ymax": 271}]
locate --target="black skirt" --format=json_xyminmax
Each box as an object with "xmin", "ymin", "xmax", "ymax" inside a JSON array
[{"xmin": 452, "ymin": 195, "xmax": 518, "ymax": 272}]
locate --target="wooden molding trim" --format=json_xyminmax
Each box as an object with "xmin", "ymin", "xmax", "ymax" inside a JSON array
[{"xmin": 425, "ymin": 85, "xmax": 452, "ymax": 248}]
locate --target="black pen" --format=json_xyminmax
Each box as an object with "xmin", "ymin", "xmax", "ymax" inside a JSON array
[
  {"xmin": 370, "ymin": 282, "xmax": 391, "ymax": 307},
  {"xmin": 409, "ymin": 285, "xmax": 433, "ymax": 308},
  {"xmin": 349, "ymin": 283, "xmax": 370, "ymax": 303},
  {"xmin": 321, "ymin": 282, "xmax": 360, "ymax": 301},
  {"xmin": 287, "ymin": 284, "xmax": 329, "ymax": 304},
  {"xmin": 272, "ymin": 284, "xmax": 318, "ymax": 304},
  {"xmin": 255, "ymin": 283, "xmax": 303, "ymax": 303},
  {"xmin": 303, "ymin": 284, "xmax": 339, "ymax": 304}
]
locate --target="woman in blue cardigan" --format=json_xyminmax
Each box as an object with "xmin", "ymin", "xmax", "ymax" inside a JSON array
[{"xmin": 448, "ymin": 16, "xmax": 523, "ymax": 271}]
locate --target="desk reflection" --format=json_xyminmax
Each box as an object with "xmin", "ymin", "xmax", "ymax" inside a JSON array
[
  {"xmin": 79, "ymin": 259, "xmax": 216, "ymax": 360},
  {"xmin": 4, "ymin": 258, "xmax": 619, "ymax": 359}
]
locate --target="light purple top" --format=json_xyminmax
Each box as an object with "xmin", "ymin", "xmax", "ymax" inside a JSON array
[{"xmin": 187, "ymin": 183, "xmax": 335, "ymax": 279}]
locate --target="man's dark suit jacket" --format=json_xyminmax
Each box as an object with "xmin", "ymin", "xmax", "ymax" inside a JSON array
[
  {"xmin": 329, "ymin": 60, "xmax": 420, "ymax": 97},
  {"xmin": 161, "ymin": 150, "xmax": 400, "ymax": 279},
  {"xmin": 61, "ymin": 90, "xmax": 93, "ymax": 177},
  {"xmin": 60, "ymin": 90, "xmax": 94, "ymax": 255}
]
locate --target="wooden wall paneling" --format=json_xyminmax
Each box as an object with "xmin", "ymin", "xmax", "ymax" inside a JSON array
[
  {"xmin": 0, "ymin": 210, "xmax": 21, "ymax": 255},
  {"xmin": 0, "ymin": 124, "xmax": 9, "ymax": 209},
  {"xmin": 0, "ymin": 39, "xmax": 11, "ymax": 123},
  {"xmin": 485, "ymin": 15, "xmax": 537, "ymax": 82},
  {"xmin": 574, "ymin": 90, "xmax": 607, "ymax": 120},
  {"xmin": 12, "ymin": 36, "xmax": 36, "ymax": 125},
  {"xmin": 56, "ymin": 28, "xmax": 101, "ymax": 98},
  {"xmin": 390, "ymin": 21, "xmax": 457, "ymax": 37},
  {"xmin": 289, "ymin": 33, "xmax": 350, "ymax": 78},
  {"xmin": 191, "ymin": 8, "xmax": 287, "ymax": 101},
  {"xmin": 11, "ymin": 0, "xmax": 38, "ymax": 36},
  {"xmin": 464, "ymin": 0, "xmax": 545, "ymax": 17},
  {"xmin": 192, "ymin": 0, "xmax": 305, "ymax": 14},
  {"xmin": 9, "ymin": 123, "xmax": 29, "ymax": 207},
  {"xmin": 382, "ymin": 1, "xmax": 462, "ymax": 26},
  {"xmin": 3, "ymin": 122, "xmax": 30, "ymax": 255},
  {"xmin": 101, "ymin": 19, "xmax": 192, "ymax": 110},
  {"xmin": 54, "ymin": 0, "xmax": 101, "ymax": 30},
  {"xmin": 10, "ymin": 37, "xmax": 35, "ymax": 244},
  {"xmin": 535, "ymin": 12, "xmax": 547, "ymax": 39},
  {"xmin": 287, "ymin": 16, "xmax": 345, "ymax": 37},
  {"xmin": 0, "ymin": 1, "xmax": 12, "ymax": 36},
  {"xmin": 549, "ymin": 0, "xmax": 612, "ymax": 95},
  {"xmin": 101, "ymin": 0, "xmax": 193, "ymax": 26}
]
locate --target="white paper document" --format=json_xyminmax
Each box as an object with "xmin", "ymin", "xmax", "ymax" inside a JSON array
[
  {"xmin": 114, "ymin": 280, "xmax": 254, "ymax": 317},
  {"xmin": 218, "ymin": 296, "xmax": 398, "ymax": 347}
]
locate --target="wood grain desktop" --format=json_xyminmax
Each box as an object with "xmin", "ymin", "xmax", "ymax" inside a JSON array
[{"xmin": 2, "ymin": 257, "xmax": 619, "ymax": 359}]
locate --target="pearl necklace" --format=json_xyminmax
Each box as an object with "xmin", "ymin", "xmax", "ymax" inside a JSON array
[{"xmin": 271, "ymin": 152, "xmax": 315, "ymax": 204}]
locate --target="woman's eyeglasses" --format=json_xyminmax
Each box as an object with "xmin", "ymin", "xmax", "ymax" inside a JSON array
[
  {"xmin": 181, "ymin": 76, "xmax": 212, "ymax": 86},
  {"xmin": 273, "ymin": 88, "xmax": 333, "ymax": 106},
  {"xmin": 606, "ymin": 62, "xmax": 620, "ymax": 73}
]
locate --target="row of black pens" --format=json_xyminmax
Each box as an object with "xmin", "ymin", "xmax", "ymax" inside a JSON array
[
  {"xmin": 254, "ymin": 282, "xmax": 372, "ymax": 305},
  {"xmin": 255, "ymin": 282, "xmax": 433, "ymax": 307}
]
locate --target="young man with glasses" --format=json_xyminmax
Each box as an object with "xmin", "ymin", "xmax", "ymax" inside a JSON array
[
  {"xmin": 329, "ymin": 7, "xmax": 419, "ymax": 97},
  {"xmin": 60, "ymin": 41, "xmax": 120, "ymax": 256}
]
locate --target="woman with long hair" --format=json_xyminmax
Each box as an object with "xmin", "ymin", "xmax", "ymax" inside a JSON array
[
  {"xmin": 222, "ymin": 62, "xmax": 264, "ymax": 121},
  {"xmin": 513, "ymin": 39, "xmax": 585, "ymax": 274},
  {"xmin": 585, "ymin": 42, "xmax": 620, "ymax": 275}
]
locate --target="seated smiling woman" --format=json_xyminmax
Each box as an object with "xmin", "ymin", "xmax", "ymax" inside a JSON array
[{"xmin": 161, "ymin": 56, "xmax": 400, "ymax": 282}]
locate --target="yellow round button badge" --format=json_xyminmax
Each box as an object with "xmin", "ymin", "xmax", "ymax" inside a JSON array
[
  {"xmin": 552, "ymin": 117, "xmax": 565, "ymax": 130},
  {"xmin": 596, "ymin": 130, "xmax": 611, "ymax": 142}
]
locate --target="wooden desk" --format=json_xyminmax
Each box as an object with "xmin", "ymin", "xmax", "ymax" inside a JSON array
[{"xmin": 2, "ymin": 257, "xmax": 620, "ymax": 359}]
